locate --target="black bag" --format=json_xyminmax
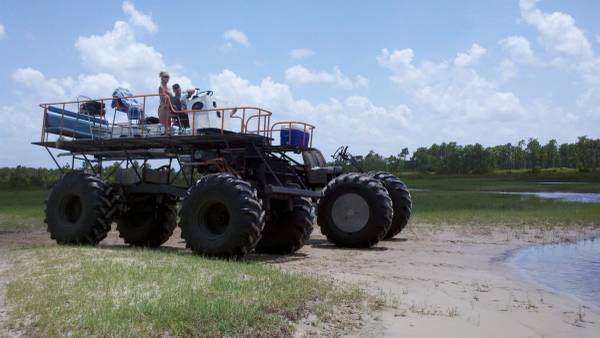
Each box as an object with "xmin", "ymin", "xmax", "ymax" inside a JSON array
[
  {"xmin": 145, "ymin": 116, "xmax": 160, "ymax": 124},
  {"xmin": 80, "ymin": 101, "xmax": 106, "ymax": 116}
]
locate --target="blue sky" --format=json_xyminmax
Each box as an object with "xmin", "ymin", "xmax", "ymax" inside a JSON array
[{"xmin": 1, "ymin": 0, "xmax": 599, "ymax": 167}]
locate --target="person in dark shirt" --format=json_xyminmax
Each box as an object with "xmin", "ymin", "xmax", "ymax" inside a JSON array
[
  {"xmin": 171, "ymin": 83, "xmax": 184, "ymax": 111},
  {"xmin": 171, "ymin": 83, "xmax": 190, "ymax": 130}
]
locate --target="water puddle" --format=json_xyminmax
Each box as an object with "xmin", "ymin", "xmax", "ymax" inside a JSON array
[
  {"xmin": 508, "ymin": 239, "xmax": 600, "ymax": 310},
  {"xmin": 534, "ymin": 181, "xmax": 589, "ymax": 185},
  {"xmin": 497, "ymin": 191, "xmax": 600, "ymax": 203}
]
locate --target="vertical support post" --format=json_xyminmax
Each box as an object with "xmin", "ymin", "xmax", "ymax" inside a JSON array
[
  {"xmin": 221, "ymin": 108, "xmax": 225, "ymax": 134},
  {"xmin": 60, "ymin": 103, "xmax": 66, "ymax": 138},
  {"xmin": 257, "ymin": 110, "xmax": 261, "ymax": 135},
  {"xmin": 242, "ymin": 108, "xmax": 246, "ymax": 133},
  {"xmin": 141, "ymin": 96, "xmax": 146, "ymax": 137},
  {"xmin": 41, "ymin": 105, "xmax": 48, "ymax": 142},
  {"xmin": 192, "ymin": 111, "xmax": 196, "ymax": 136},
  {"xmin": 167, "ymin": 158, "xmax": 172, "ymax": 183},
  {"xmin": 302, "ymin": 124, "xmax": 307, "ymax": 148}
]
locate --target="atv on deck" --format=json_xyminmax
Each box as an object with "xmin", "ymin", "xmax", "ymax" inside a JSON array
[{"xmin": 34, "ymin": 91, "xmax": 412, "ymax": 258}]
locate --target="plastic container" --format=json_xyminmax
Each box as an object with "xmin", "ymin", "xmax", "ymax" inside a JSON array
[{"xmin": 280, "ymin": 127, "xmax": 310, "ymax": 147}]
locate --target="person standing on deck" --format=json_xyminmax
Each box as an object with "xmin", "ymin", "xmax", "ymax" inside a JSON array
[
  {"xmin": 158, "ymin": 71, "xmax": 172, "ymax": 130},
  {"xmin": 171, "ymin": 83, "xmax": 191, "ymax": 130}
]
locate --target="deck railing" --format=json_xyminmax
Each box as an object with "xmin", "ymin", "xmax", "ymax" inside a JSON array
[{"xmin": 40, "ymin": 94, "xmax": 272, "ymax": 142}]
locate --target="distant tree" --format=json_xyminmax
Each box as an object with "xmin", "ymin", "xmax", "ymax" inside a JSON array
[
  {"xmin": 361, "ymin": 150, "xmax": 387, "ymax": 172},
  {"xmin": 542, "ymin": 139, "xmax": 558, "ymax": 168},
  {"xmin": 526, "ymin": 138, "xmax": 542, "ymax": 172},
  {"xmin": 400, "ymin": 148, "xmax": 409, "ymax": 162}
]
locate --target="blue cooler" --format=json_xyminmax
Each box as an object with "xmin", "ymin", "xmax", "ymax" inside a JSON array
[{"xmin": 280, "ymin": 127, "xmax": 310, "ymax": 147}]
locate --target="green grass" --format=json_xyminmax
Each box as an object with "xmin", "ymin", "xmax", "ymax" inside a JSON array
[
  {"xmin": 399, "ymin": 175, "xmax": 600, "ymax": 227},
  {"xmin": 409, "ymin": 190, "xmax": 600, "ymax": 227},
  {"xmin": 0, "ymin": 189, "xmax": 45, "ymax": 230},
  {"xmin": 403, "ymin": 176, "xmax": 600, "ymax": 193},
  {"xmin": 4, "ymin": 246, "xmax": 371, "ymax": 337}
]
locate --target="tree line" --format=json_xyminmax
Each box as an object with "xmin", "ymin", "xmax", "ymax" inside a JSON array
[
  {"xmin": 1, "ymin": 136, "xmax": 599, "ymax": 189},
  {"xmin": 350, "ymin": 136, "xmax": 600, "ymax": 174}
]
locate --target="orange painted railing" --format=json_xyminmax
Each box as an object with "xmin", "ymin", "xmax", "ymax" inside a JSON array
[{"xmin": 38, "ymin": 93, "xmax": 314, "ymax": 148}]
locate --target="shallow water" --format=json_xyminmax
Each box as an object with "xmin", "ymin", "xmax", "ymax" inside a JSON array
[
  {"xmin": 509, "ymin": 239, "xmax": 600, "ymax": 310},
  {"xmin": 534, "ymin": 181, "xmax": 588, "ymax": 185},
  {"xmin": 498, "ymin": 191, "xmax": 600, "ymax": 203}
]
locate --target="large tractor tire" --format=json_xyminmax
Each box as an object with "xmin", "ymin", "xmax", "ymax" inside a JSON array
[
  {"xmin": 179, "ymin": 173, "xmax": 265, "ymax": 258},
  {"xmin": 116, "ymin": 194, "xmax": 177, "ymax": 247},
  {"xmin": 255, "ymin": 196, "xmax": 314, "ymax": 254},
  {"xmin": 45, "ymin": 171, "xmax": 116, "ymax": 245},
  {"xmin": 317, "ymin": 173, "xmax": 393, "ymax": 248},
  {"xmin": 368, "ymin": 171, "xmax": 412, "ymax": 239}
]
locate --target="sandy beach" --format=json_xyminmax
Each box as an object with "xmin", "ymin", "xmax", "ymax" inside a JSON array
[
  {"xmin": 288, "ymin": 225, "xmax": 600, "ymax": 337},
  {"xmin": 1, "ymin": 225, "xmax": 599, "ymax": 337}
]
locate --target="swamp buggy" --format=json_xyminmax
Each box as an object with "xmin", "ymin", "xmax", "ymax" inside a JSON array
[{"xmin": 33, "ymin": 91, "xmax": 412, "ymax": 258}]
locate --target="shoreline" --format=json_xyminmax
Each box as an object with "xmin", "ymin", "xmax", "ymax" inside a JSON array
[
  {"xmin": 282, "ymin": 224, "xmax": 600, "ymax": 337},
  {"xmin": 503, "ymin": 236, "xmax": 600, "ymax": 315}
]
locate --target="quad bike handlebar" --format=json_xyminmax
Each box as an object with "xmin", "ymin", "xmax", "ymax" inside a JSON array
[
  {"xmin": 193, "ymin": 89, "xmax": 213, "ymax": 97},
  {"xmin": 332, "ymin": 145, "xmax": 363, "ymax": 172}
]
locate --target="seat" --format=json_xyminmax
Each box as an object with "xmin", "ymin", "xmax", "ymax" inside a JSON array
[
  {"xmin": 302, "ymin": 149, "xmax": 342, "ymax": 185},
  {"xmin": 111, "ymin": 88, "xmax": 145, "ymax": 136}
]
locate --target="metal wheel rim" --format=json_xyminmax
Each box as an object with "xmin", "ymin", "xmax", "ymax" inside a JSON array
[{"xmin": 331, "ymin": 193, "xmax": 369, "ymax": 232}]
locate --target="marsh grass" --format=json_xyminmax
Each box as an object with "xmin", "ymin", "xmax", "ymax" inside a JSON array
[
  {"xmin": 410, "ymin": 190, "xmax": 600, "ymax": 226},
  {"xmin": 4, "ymin": 246, "xmax": 370, "ymax": 337},
  {"xmin": 0, "ymin": 190, "xmax": 45, "ymax": 230},
  {"xmin": 405, "ymin": 176, "xmax": 600, "ymax": 193},
  {"xmin": 402, "ymin": 175, "xmax": 600, "ymax": 227}
]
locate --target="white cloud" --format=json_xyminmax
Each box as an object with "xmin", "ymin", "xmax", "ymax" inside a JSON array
[
  {"xmin": 0, "ymin": 23, "xmax": 5, "ymax": 40},
  {"xmin": 519, "ymin": 0, "xmax": 592, "ymax": 59},
  {"xmin": 376, "ymin": 48, "xmax": 431, "ymax": 83},
  {"xmin": 519, "ymin": 0, "xmax": 600, "ymax": 92},
  {"xmin": 75, "ymin": 21, "xmax": 164, "ymax": 90},
  {"xmin": 14, "ymin": 4, "xmax": 193, "ymax": 102},
  {"xmin": 377, "ymin": 44, "xmax": 523, "ymax": 122},
  {"xmin": 223, "ymin": 29, "xmax": 250, "ymax": 47},
  {"xmin": 454, "ymin": 43, "xmax": 486, "ymax": 66},
  {"xmin": 12, "ymin": 67, "xmax": 132, "ymax": 103},
  {"xmin": 499, "ymin": 35, "xmax": 536, "ymax": 64},
  {"xmin": 74, "ymin": 21, "xmax": 192, "ymax": 91},
  {"xmin": 12, "ymin": 67, "xmax": 67, "ymax": 99},
  {"xmin": 209, "ymin": 70, "xmax": 411, "ymax": 155},
  {"xmin": 497, "ymin": 59, "xmax": 517, "ymax": 81},
  {"xmin": 289, "ymin": 48, "xmax": 314, "ymax": 60},
  {"xmin": 576, "ymin": 88, "xmax": 600, "ymax": 114},
  {"xmin": 285, "ymin": 65, "xmax": 368, "ymax": 89},
  {"xmin": 122, "ymin": 1, "xmax": 158, "ymax": 33}
]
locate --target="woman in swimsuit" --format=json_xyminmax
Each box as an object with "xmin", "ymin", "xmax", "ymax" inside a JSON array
[{"xmin": 158, "ymin": 71, "xmax": 172, "ymax": 130}]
